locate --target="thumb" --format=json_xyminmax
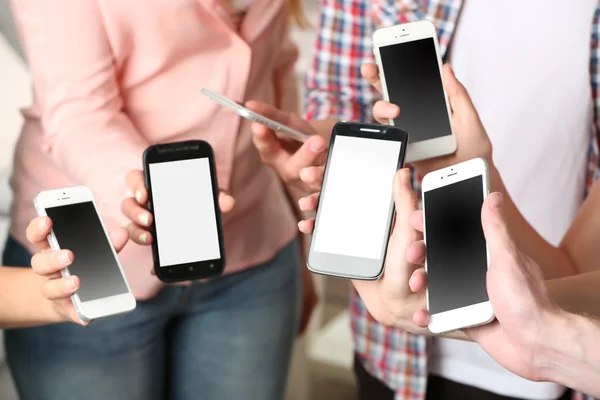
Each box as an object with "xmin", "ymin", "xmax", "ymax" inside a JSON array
[
  {"xmin": 481, "ymin": 192, "xmax": 517, "ymax": 261},
  {"xmin": 109, "ymin": 228, "xmax": 130, "ymax": 253},
  {"xmin": 441, "ymin": 64, "xmax": 477, "ymax": 117},
  {"xmin": 393, "ymin": 169, "xmax": 419, "ymax": 237}
]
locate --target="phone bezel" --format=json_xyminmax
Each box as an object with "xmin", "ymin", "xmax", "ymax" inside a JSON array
[
  {"xmin": 201, "ymin": 88, "xmax": 309, "ymax": 143},
  {"xmin": 372, "ymin": 20, "xmax": 457, "ymax": 163},
  {"xmin": 421, "ymin": 158, "xmax": 494, "ymax": 334},
  {"xmin": 307, "ymin": 122, "xmax": 409, "ymax": 280},
  {"xmin": 143, "ymin": 140, "xmax": 226, "ymax": 283},
  {"xmin": 34, "ymin": 186, "xmax": 136, "ymax": 322}
]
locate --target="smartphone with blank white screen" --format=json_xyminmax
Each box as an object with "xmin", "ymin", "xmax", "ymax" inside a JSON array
[
  {"xmin": 143, "ymin": 140, "xmax": 225, "ymax": 282},
  {"xmin": 201, "ymin": 88, "xmax": 310, "ymax": 143},
  {"xmin": 34, "ymin": 186, "xmax": 136, "ymax": 323},
  {"xmin": 422, "ymin": 158, "xmax": 495, "ymax": 334},
  {"xmin": 373, "ymin": 20, "xmax": 456, "ymax": 163},
  {"xmin": 308, "ymin": 122, "xmax": 408, "ymax": 280}
]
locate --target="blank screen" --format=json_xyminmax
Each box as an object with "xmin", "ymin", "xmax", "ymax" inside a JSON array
[
  {"xmin": 46, "ymin": 202, "xmax": 128, "ymax": 302},
  {"xmin": 149, "ymin": 158, "xmax": 220, "ymax": 267},
  {"xmin": 424, "ymin": 176, "xmax": 489, "ymax": 314},
  {"xmin": 314, "ymin": 136, "xmax": 401, "ymax": 260},
  {"xmin": 380, "ymin": 38, "xmax": 452, "ymax": 143}
]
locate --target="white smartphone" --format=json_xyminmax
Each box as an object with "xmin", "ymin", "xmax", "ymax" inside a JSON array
[
  {"xmin": 421, "ymin": 158, "xmax": 494, "ymax": 334},
  {"xmin": 307, "ymin": 122, "xmax": 408, "ymax": 280},
  {"xmin": 373, "ymin": 20, "xmax": 456, "ymax": 163},
  {"xmin": 201, "ymin": 88, "xmax": 310, "ymax": 143},
  {"xmin": 34, "ymin": 186, "xmax": 136, "ymax": 323}
]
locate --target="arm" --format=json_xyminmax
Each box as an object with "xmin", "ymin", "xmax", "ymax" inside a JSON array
[
  {"xmin": 0, "ymin": 268, "xmax": 60, "ymax": 328},
  {"xmin": 10, "ymin": 0, "xmax": 149, "ymax": 230}
]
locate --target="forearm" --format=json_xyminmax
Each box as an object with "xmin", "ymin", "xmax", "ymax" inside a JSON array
[
  {"xmin": 546, "ymin": 271, "xmax": 600, "ymax": 318},
  {"xmin": 0, "ymin": 267, "xmax": 56, "ymax": 328},
  {"xmin": 488, "ymin": 163, "xmax": 576, "ymax": 279},
  {"xmin": 540, "ymin": 311, "xmax": 600, "ymax": 397}
]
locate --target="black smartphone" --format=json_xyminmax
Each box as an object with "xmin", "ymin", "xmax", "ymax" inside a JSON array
[
  {"xmin": 143, "ymin": 140, "xmax": 225, "ymax": 282},
  {"xmin": 307, "ymin": 122, "xmax": 409, "ymax": 280}
]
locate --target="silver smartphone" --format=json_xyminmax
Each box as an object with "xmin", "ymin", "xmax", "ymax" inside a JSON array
[
  {"xmin": 201, "ymin": 88, "xmax": 310, "ymax": 143},
  {"xmin": 34, "ymin": 186, "xmax": 136, "ymax": 322}
]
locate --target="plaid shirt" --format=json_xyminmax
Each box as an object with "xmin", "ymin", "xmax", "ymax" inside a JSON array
[{"xmin": 304, "ymin": 1, "xmax": 600, "ymax": 399}]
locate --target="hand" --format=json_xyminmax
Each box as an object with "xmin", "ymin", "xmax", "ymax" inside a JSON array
[
  {"xmin": 297, "ymin": 266, "xmax": 318, "ymax": 336},
  {"xmin": 406, "ymin": 193, "xmax": 562, "ymax": 381},
  {"xmin": 298, "ymin": 169, "xmax": 428, "ymax": 330},
  {"xmin": 121, "ymin": 170, "xmax": 236, "ymax": 246},
  {"xmin": 26, "ymin": 216, "xmax": 129, "ymax": 325},
  {"xmin": 362, "ymin": 63, "xmax": 493, "ymax": 176},
  {"xmin": 247, "ymin": 101, "xmax": 328, "ymax": 192}
]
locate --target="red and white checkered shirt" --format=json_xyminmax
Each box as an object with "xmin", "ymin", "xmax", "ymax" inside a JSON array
[{"xmin": 304, "ymin": 1, "xmax": 600, "ymax": 399}]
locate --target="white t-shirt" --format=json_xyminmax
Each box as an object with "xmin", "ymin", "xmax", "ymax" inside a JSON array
[{"xmin": 428, "ymin": 0, "xmax": 597, "ymax": 398}]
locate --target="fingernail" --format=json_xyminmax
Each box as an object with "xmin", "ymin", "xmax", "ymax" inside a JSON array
[
  {"xmin": 400, "ymin": 168, "xmax": 411, "ymax": 184},
  {"xmin": 58, "ymin": 251, "xmax": 71, "ymax": 265},
  {"xmin": 310, "ymin": 138, "xmax": 325, "ymax": 153},
  {"xmin": 37, "ymin": 217, "xmax": 47, "ymax": 231},
  {"xmin": 387, "ymin": 103, "xmax": 400, "ymax": 115},
  {"xmin": 138, "ymin": 214, "xmax": 149, "ymax": 226},
  {"xmin": 135, "ymin": 190, "xmax": 142, "ymax": 203},
  {"xmin": 139, "ymin": 233, "xmax": 148, "ymax": 244},
  {"xmin": 489, "ymin": 192, "xmax": 504, "ymax": 210},
  {"xmin": 66, "ymin": 276, "xmax": 78, "ymax": 290}
]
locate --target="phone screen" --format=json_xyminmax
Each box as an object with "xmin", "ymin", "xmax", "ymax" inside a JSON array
[
  {"xmin": 148, "ymin": 158, "xmax": 221, "ymax": 267},
  {"xmin": 46, "ymin": 202, "xmax": 128, "ymax": 302},
  {"xmin": 314, "ymin": 135, "xmax": 402, "ymax": 260},
  {"xmin": 380, "ymin": 38, "xmax": 452, "ymax": 143},
  {"xmin": 424, "ymin": 176, "xmax": 489, "ymax": 314}
]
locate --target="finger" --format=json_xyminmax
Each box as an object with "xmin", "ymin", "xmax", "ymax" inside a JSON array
[
  {"xmin": 27, "ymin": 216, "xmax": 53, "ymax": 252},
  {"xmin": 31, "ymin": 249, "xmax": 73, "ymax": 276},
  {"xmin": 298, "ymin": 218, "xmax": 315, "ymax": 235},
  {"xmin": 408, "ymin": 210, "xmax": 424, "ymax": 233},
  {"xmin": 406, "ymin": 240, "xmax": 426, "ymax": 266},
  {"xmin": 299, "ymin": 166, "xmax": 324, "ymax": 188},
  {"xmin": 283, "ymin": 136, "xmax": 327, "ymax": 180},
  {"xmin": 125, "ymin": 170, "xmax": 148, "ymax": 205},
  {"xmin": 121, "ymin": 197, "xmax": 153, "ymax": 228},
  {"xmin": 299, "ymin": 193, "xmax": 319, "ymax": 213},
  {"xmin": 481, "ymin": 192, "xmax": 518, "ymax": 263},
  {"xmin": 408, "ymin": 267, "xmax": 428, "ymax": 293},
  {"xmin": 127, "ymin": 223, "xmax": 153, "ymax": 245},
  {"xmin": 393, "ymin": 168, "xmax": 420, "ymax": 240},
  {"xmin": 251, "ymin": 123, "xmax": 289, "ymax": 169},
  {"xmin": 441, "ymin": 64, "xmax": 477, "ymax": 118},
  {"xmin": 109, "ymin": 228, "xmax": 129, "ymax": 252},
  {"xmin": 218, "ymin": 192, "xmax": 236, "ymax": 213},
  {"xmin": 412, "ymin": 308, "xmax": 430, "ymax": 328},
  {"xmin": 361, "ymin": 63, "xmax": 382, "ymax": 93},
  {"xmin": 373, "ymin": 100, "xmax": 400, "ymax": 125},
  {"xmin": 42, "ymin": 275, "xmax": 80, "ymax": 300}
]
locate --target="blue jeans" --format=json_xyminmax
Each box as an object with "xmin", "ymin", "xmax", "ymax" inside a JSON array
[{"xmin": 3, "ymin": 237, "xmax": 300, "ymax": 400}]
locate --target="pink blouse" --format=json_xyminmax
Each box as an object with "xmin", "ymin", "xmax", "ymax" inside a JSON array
[{"xmin": 8, "ymin": 0, "xmax": 300, "ymax": 299}]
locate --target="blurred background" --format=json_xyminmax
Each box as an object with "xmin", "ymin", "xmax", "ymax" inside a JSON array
[{"xmin": 0, "ymin": 1, "xmax": 357, "ymax": 398}]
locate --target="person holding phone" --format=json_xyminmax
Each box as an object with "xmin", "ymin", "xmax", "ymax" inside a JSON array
[
  {"xmin": 0, "ymin": 216, "xmax": 128, "ymax": 328},
  {"xmin": 3, "ymin": 0, "xmax": 323, "ymax": 399},
  {"xmin": 250, "ymin": 2, "xmax": 600, "ymax": 399}
]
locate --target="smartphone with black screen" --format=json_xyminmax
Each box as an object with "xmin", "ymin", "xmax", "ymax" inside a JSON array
[
  {"xmin": 307, "ymin": 122, "xmax": 408, "ymax": 280},
  {"xmin": 373, "ymin": 20, "xmax": 456, "ymax": 163},
  {"xmin": 34, "ymin": 186, "xmax": 136, "ymax": 322},
  {"xmin": 422, "ymin": 158, "xmax": 494, "ymax": 333},
  {"xmin": 143, "ymin": 140, "xmax": 225, "ymax": 282}
]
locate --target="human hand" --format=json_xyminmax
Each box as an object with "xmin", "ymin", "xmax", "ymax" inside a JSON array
[
  {"xmin": 247, "ymin": 101, "xmax": 328, "ymax": 193},
  {"xmin": 406, "ymin": 193, "xmax": 562, "ymax": 381},
  {"xmin": 362, "ymin": 63, "xmax": 493, "ymax": 176},
  {"xmin": 121, "ymin": 170, "xmax": 236, "ymax": 246},
  {"xmin": 27, "ymin": 216, "xmax": 129, "ymax": 325},
  {"xmin": 298, "ymin": 169, "xmax": 428, "ymax": 330}
]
